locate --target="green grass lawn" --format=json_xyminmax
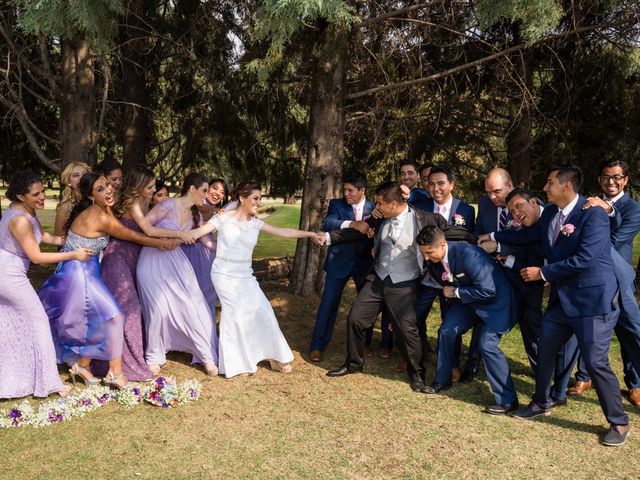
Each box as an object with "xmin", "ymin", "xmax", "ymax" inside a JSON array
[{"xmin": 2, "ymin": 198, "xmax": 640, "ymax": 478}]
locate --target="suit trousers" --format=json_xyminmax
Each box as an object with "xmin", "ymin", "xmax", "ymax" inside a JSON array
[
  {"xmin": 435, "ymin": 303, "xmax": 516, "ymax": 404},
  {"xmin": 533, "ymin": 304, "xmax": 629, "ymax": 426},
  {"xmin": 345, "ymin": 274, "xmax": 424, "ymax": 379},
  {"xmin": 310, "ymin": 269, "xmax": 373, "ymax": 352},
  {"xmin": 573, "ymin": 299, "xmax": 640, "ymax": 389}
]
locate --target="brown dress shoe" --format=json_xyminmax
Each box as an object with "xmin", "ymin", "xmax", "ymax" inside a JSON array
[
  {"xmin": 567, "ymin": 380, "xmax": 592, "ymax": 397},
  {"xmin": 451, "ymin": 367, "xmax": 461, "ymax": 383},
  {"xmin": 363, "ymin": 346, "xmax": 372, "ymax": 358},
  {"xmin": 629, "ymin": 387, "xmax": 640, "ymax": 407},
  {"xmin": 309, "ymin": 350, "xmax": 323, "ymax": 362},
  {"xmin": 378, "ymin": 348, "xmax": 391, "ymax": 359}
]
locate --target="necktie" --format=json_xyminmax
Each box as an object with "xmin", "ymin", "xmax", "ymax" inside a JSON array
[
  {"xmin": 498, "ymin": 207, "xmax": 509, "ymax": 231},
  {"xmin": 389, "ymin": 217, "xmax": 400, "ymax": 242},
  {"xmin": 353, "ymin": 205, "xmax": 361, "ymax": 221},
  {"xmin": 551, "ymin": 211, "xmax": 565, "ymax": 244},
  {"xmin": 437, "ymin": 204, "xmax": 446, "ymax": 218}
]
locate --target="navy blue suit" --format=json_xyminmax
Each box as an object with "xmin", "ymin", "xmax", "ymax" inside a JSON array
[
  {"xmin": 310, "ymin": 198, "xmax": 375, "ymax": 352},
  {"xmin": 500, "ymin": 196, "xmax": 627, "ymax": 425},
  {"xmin": 430, "ymin": 242, "xmax": 518, "ymax": 405},
  {"xmin": 572, "ymin": 193, "xmax": 640, "ymax": 389},
  {"xmin": 424, "ymin": 197, "xmax": 476, "ymax": 233},
  {"xmin": 408, "ymin": 188, "xmax": 431, "ymax": 212}
]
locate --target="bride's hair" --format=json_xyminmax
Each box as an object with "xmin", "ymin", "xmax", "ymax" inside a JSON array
[
  {"xmin": 232, "ymin": 181, "xmax": 261, "ymax": 202},
  {"xmin": 180, "ymin": 172, "xmax": 208, "ymax": 228}
]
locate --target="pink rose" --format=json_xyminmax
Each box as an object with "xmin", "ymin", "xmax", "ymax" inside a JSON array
[
  {"xmin": 453, "ymin": 214, "xmax": 466, "ymax": 226},
  {"xmin": 561, "ymin": 224, "xmax": 575, "ymax": 236},
  {"xmin": 507, "ymin": 219, "xmax": 522, "ymax": 230},
  {"xmin": 441, "ymin": 271, "xmax": 453, "ymax": 282}
]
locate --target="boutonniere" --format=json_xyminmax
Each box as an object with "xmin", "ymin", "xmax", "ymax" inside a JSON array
[
  {"xmin": 441, "ymin": 271, "xmax": 454, "ymax": 283},
  {"xmin": 561, "ymin": 224, "xmax": 576, "ymax": 236},
  {"xmin": 452, "ymin": 214, "xmax": 466, "ymax": 226},
  {"xmin": 506, "ymin": 219, "xmax": 522, "ymax": 230},
  {"xmin": 363, "ymin": 215, "xmax": 371, "ymax": 221}
]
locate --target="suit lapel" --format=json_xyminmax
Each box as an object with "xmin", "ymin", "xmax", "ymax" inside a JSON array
[
  {"xmin": 554, "ymin": 196, "xmax": 584, "ymax": 245},
  {"xmin": 447, "ymin": 242, "xmax": 460, "ymax": 276},
  {"xmin": 450, "ymin": 198, "xmax": 461, "ymax": 225}
]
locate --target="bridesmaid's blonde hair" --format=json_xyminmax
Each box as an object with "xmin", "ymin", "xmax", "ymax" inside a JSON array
[{"xmin": 57, "ymin": 161, "xmax": 91, "ymax": 210}]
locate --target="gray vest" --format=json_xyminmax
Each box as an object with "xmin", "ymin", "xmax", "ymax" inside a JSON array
[{"xmin": 374, "ymin": 210, "xmax": 421, "ymax": 283}]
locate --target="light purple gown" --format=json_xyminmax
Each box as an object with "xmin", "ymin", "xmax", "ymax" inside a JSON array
[
  {"xmin": 0, "ymin": 206, "xmax": 65, "ymax": 398},
  {"xmin": 136, "ymin": 199, "xmax": 218, "ymax": 367}
]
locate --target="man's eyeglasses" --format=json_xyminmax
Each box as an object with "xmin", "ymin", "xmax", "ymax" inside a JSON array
[{"xmin": 599, "ymin": 175, "xmax": 627, "ymax": 182}]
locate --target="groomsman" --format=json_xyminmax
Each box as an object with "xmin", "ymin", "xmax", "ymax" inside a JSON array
[
  {"xmin": 309, "ymin": 172, "xmax": 375, "ymax": 362},
  {"xmin": 508, "ymin": 165, "xmax": 630, "ymax": 447},
  {"xmin": 416, "ymin": 165, "xmax": 476, "ymax": 375},
  {"xmin": 418, "ymin": 226, "xmax": 519, "ymax": 415},
  {"xmin": 326, "ymin": 182, "xmax": 449, "ymax": 393},
  {"xmin": 568, "ymin": 160, "xmax": 640, "ymax": 404},
  {"xmin": 400, "ymin": 159, "xmax": 430, "ymax": 212}
]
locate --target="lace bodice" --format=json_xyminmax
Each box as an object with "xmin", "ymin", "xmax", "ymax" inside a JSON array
[
  {"xmin": 209, "ymin": 213, "xmax": 264, "ymax": 277},
  {"xmin": 0, "ymin": 205, "xmax": 42, "ymax": 259},
  {"xmin": 62, "ymin": 230, "xmax": 109, "ymax": 256}
]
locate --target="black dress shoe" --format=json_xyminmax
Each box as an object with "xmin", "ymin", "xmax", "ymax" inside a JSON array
[
  {"xmin": 410, "ymin": 379, "xmax": 430, "ymax": 393},
  {"xmin": 510, "ymin": 402, "xmax": 551, "ymax": 420},
  {"xmin": 424, "ymin": 382, "xmax": 452, "ymax": 394},
  {"xmin": 549, "ymin": 398, "xmax": 567, "ymax": 409},
  {"xmin": 326, "ymin": 365, "xmax": 362, "ymax": 377},
  {"xmin": 485, "ymin": 400, "xmax": 519, "ymax": 415},
  {"xmin": 459, "ymin": 370, "xmax": 477, "ymax": 383}
]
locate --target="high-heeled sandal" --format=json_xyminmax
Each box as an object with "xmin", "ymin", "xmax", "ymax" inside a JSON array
[
  {"xmin": 57, "ymin": 385, "xmax": 72, "ymax": 397},
  {"xmin": 103, "ymin": 371, "xmax": 128, "ymax": 390},
  {"xmin": 269, "ymin": 360, "xmax": 292, "ymax": 374},
  {"xmin": 204, "ymin": 361, "xmax": 218, "ymax": 377},
  {"xmin": 148, "ymin": 363, "xmax": 161, "ymax": 376},
  {"xmin": 68, "ymin": 363, "xmax": 101, "ymax": 386}
]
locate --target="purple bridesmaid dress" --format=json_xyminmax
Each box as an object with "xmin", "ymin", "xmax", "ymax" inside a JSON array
[{"xmin": 0, "ymin": 206, "xmax": 65, "ymax": 398}]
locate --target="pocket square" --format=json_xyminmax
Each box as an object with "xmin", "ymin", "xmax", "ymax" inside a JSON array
[{"xmin": 455, "ymin": 273, "xmax": 466, "ymax": 278}]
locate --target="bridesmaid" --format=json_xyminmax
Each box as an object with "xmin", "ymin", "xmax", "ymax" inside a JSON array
[
  {"xmin": 200, "ymin": 178, "xmax": 229, "ymax": 222},
  {"xmin": 39, "ymin": 172, "xmax": 178, "ymax": 389},
  {"xmin": 151, "ymin": 180, "xmax": 169, "ymax": 208},
  {"xmin": 102, "ymin": 166, "xmax": 195, "ymax": 381},
  {"xmin": 53, "ymin": 161, "xmax": 91, "ymax": 236},
  {"xmin": 0, "ymin": 172, "xmax": 91, "ymax": 399},
  {"xmin": 96, "ymin": 159, "xmax": 123, "ymax": 192},
  {"xmin": 137, "ymin": 173, "xmax": 219, "ymax": 376}
]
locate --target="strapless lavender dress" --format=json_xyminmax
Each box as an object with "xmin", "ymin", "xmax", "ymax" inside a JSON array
[
  {"xmin": 101, "ymin": 218, "xmax": 153, "ymax": 381},
  {"xmin": 0, "ymin": 206, "xmax": 65, "ymax": 398},
  {"xmin": 39, "ymin": 231, "xmax": 124, "ymax": 365}
]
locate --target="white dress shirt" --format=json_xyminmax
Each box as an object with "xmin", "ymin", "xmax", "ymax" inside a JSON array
[
  {"xmin": 340, "ymin": 197, "xmax": 367, "ymax": 229},
  {"xmin": 434, "ymin": 196, "xmax": 454, "ymax": 222}
]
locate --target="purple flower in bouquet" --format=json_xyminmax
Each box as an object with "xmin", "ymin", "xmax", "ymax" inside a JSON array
[
  {"xmin": 155, "ymin": 377, "xmax": 166, "ymax": 388},
  {"xmin": 79, "ymin": 398, "xmax": 93, "ymax": 407},
  {"xmin": 8, "ymin": 408, "xmax": 22, "ymax": 426},
  {"xmin": 132, "ymin": 387, "xmax": 141, "ymax": 396},
  {"xmin": 48, "ymin": 410, "xmax": 64, "ymax": 423}
]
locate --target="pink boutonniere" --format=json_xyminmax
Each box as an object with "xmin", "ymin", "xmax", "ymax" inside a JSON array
[
  {"xmin": 506, "ymin": 219, "xmax": 522, "ymax": 230},
  {"xmin": 441, "ymin": 271, "xmax": 454, "ymax": 283},
  {"xmin": 362, "ymin": 215, "xmax": 371, "ymax": 221},
  {"xmin": 561, "ymin": 224, "xmax": 575, "ymax": 236},
  {"xmin": 452, "ymin": 214, "xmax": 466, "ymax": 226}
]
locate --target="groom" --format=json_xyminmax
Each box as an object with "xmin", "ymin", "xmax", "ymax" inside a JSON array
[{"xmin": 325, "ymin": 182, "xmax": 451, "ymax": 392}]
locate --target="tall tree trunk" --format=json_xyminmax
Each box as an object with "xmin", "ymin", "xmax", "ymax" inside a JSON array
[
  {"xmin": 506, "ymin": 26, "xmax": 533, "ymax": 187},
  {"xmin": 290, "ymin": 25, "xmax": 349, "ymax": 297},
  {"xmin": 60, "ymin": 35, "xmax": 96, "ymax": 167},
  {"xmin": 121, "ymin": 0, "xmax": 150, "ymax": 168}
]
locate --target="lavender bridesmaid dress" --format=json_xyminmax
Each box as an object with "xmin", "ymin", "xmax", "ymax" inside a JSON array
[
  {"xmin": 0, "ymin": 206, "xmax": 65, "ymax": 398},
  {"xmin": 39, "ymin": 231, "xmax": 124, "ymax": 365},
  {"xmin": 101, "ymin": 217, "xmax": 153, "ymax": 381},
  {"xmin": 137, "ymin": 199, "xmax": 218, "ymax": 368}
]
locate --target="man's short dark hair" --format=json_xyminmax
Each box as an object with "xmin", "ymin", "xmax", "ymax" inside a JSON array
[
  {"xmin": 548, "ymin": 164, "xmax": 583, "ymax": 193},
  {"xmin": 399, "ymin": 159, "xmax": 419, "ymax": 172},
  {"xmin": 419, "ymin": 163, "xmax": 433, "ymax": 176},
  {"xmin": 374, "ymin": 181, "xmax": 405, "ymax": 203},
  {"xmin": 342, "ymin": 171, "xmax": 367, "ymax": 190},
  {"xmin": 428, "ymin": 164, "xmax": 455, "ymax": 183},
  {"xmin": 505, "ymin": 187, "xmax": 535, "ymax": 205},
  {"xmin": 416, "ymin": 225, "xmax": 445, "ymax": 246},
  {"xmin": 599, "ymin": 160, "xmax": 629, "ymax": 177}
]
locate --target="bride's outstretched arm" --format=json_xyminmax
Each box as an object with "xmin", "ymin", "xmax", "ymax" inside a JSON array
[
  {"xmin": 261, "ymin": 223, "xmax": 325, "ymax": 244},
  {"xmin": 190, "ymin": 221, "xmax": 216, "ymax": 240}
]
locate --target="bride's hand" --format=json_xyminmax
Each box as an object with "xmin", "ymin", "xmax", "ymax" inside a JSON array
[{"xmin": 178, "ymin": 230, "xmax": 196, "ymax": 244}]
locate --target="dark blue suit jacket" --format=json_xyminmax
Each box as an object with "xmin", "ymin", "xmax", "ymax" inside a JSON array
[
  {"xmin": 446, "ymin": 242, "xmax": 517, "ymax": 334},
  {"xmin": 424, "ymin": 197, "xmax": 476, "ymax": 233},
  {"xmin": 408, "ymin": 188, "xmax": 431, "ymax": 212},
  {"xmin": 475, "ymin": 195, "xmax": 511, "ymax": 235},
  {"xmin": 496, "ymin": 196, "xmax": 616, "ymax": 317},
  {"xmin": 610, "ymin": 192, "xmax": 640, "ymax": 265},
  {"xmin": 322, "ymin": 198, "xmax": 375, "ymax": 278}
]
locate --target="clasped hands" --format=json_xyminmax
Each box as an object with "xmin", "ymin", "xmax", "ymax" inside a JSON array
[
  {"xmin": 476, "ymin": 233, "xmax": 497, "ymax": 254},
  {"xmin": 476, "ymin": 233, "xmax": 541, "ymax": 282}
]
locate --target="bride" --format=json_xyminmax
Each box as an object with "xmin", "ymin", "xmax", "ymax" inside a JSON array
[{"xmin": 191, "ymin": 181, "xmax": 324, "ymax": 378}]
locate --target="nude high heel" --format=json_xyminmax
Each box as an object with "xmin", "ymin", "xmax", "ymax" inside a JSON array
[
  {"xmin": 68, "ymin": 363, "xmax": 101, "ymax": 386},
  {"xmin": 269, "ymin": 360, "xmax": 292, "ymax": 374},
  {"xmin": 103, "ymin": 371, "xmax": 128, "ymax": 390}
]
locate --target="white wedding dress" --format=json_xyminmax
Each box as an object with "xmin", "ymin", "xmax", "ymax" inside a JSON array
[{"xmin": 209, "ymin": 213, "xmax": 294, "ymax": 377}]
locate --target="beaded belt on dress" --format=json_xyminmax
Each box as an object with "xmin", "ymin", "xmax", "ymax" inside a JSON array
[{"xmin": 217, "ymin": 256, "xmax": 252, "ymax": 264}]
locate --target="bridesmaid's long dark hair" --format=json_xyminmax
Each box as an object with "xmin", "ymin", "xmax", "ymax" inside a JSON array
[
  {"xmin": 180, "ymin": 173, "xmax": 208, "ymax": 229},
  {"xmin": 64, "ymin": 172, "xmax": 101, "ymax": 233}
]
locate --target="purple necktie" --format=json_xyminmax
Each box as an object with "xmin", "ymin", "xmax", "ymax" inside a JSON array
[
  {"xmin": 551, "ymin": 212, "xmax": 565, "ymax": 244},
  {"xmin": 498, "ymin": 208, "xmax": 508, "ymax": 231}
]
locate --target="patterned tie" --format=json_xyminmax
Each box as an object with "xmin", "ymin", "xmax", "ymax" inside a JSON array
[
  {"xmin": 498, "ymin": 207, "xmax": 509, "ymax": 231},
  {"xmin": 551, "ymin": 211, "xmax": 565, "ymax": 244},
  {"xmin": 389, "ymin": 217, "xmax": 400, "ymax": 242}
]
